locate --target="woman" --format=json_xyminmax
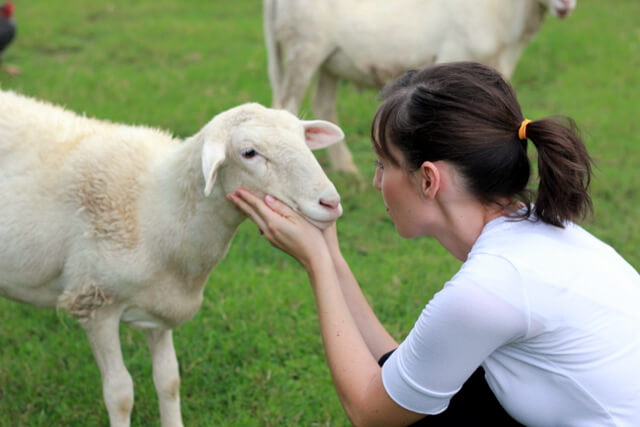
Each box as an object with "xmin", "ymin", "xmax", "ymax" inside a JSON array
[{"xmin": 227, "ymin": 62, "xmax": 640, "ymax": 426}]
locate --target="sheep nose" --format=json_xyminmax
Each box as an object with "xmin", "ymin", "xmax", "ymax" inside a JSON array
[{"xmin": 319, "ymin": 197, "xmax": 340, "ymax": 211}]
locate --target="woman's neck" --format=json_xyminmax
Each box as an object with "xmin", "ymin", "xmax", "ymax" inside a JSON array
[{"xmin": 433, "ymin": 199, "xmax": 512, "ymax": 262}]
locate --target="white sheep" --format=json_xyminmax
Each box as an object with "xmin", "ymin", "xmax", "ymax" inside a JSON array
[
  {"xmin": 264, "ymin": 0, "xmax": 577, "ymax": 175},
  {"xmin": 0, "ymin": 89, "xmax": 344, "ymax": 427}
]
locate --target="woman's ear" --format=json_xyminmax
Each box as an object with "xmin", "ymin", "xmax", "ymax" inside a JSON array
[{"xmin": 419, "ymin": 161, "xmax": 441, "ymax": 198}]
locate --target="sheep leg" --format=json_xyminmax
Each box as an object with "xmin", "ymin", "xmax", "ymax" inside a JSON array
[
  {"xmin": 313, "ymin": 68, "xmax": 361, "ymax": 176},
  {"xmin": 83, "ymin": 313, "xmax": 134, "ymax": 427},
  {"xmin": 495, "ymin": 43, "xmax": 527, "ymax": 80},
  {"xmin": 146, "ymin": 328, "xmax": 183, "ymax": 427},
  {"xmin": 274, "ymin": 46, "xmax": 329, "ymax": 113}
]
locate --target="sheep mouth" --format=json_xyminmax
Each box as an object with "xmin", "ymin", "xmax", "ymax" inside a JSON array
[
  {"xmin": 304, "ymin": 216, "xmax": 336, "ymax": 230},
  {"xmin": 297, "ymin": 206, "xmax": 342, "ymax": 230}
]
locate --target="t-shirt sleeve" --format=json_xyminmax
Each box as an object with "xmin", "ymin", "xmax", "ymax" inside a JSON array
[{"xmin": 381, "ymin": 254, "xmax": 529, "ymax": 414}]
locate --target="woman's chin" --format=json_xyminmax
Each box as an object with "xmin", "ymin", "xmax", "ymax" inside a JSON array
[{"xmin": 394, "ymin": 224, "xmax": 421, "ymax": 239}]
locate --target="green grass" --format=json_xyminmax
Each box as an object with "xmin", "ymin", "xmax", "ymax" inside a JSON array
[{"xmin": 1, "ymin": 0, "xmax": 639, "ymax": 425}]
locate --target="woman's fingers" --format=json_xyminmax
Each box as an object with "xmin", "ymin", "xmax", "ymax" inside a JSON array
[
  {"xmin": 227, "ymin": 188, "xmax": 330, "ymax": 268},
  {"xmin": 264, "ymin": 194, "xmax": 296, "ymax": 218},
  {"xmin": 227, "ymin": 189, "xmax": 299, "ymax": 240},
  {"xmin": 230, "ymin": 188, "xmax": 302, "ymax": 228},
  {"xmin": 225, "ymin": 190, "xmax": 268, "ymax": 231},
  {"xmin": 236, "ymin": 189, "xmax": 287, "ymax": 219}
]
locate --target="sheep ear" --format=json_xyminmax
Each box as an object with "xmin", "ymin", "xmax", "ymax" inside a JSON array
[
  {"xmin": 301, "ymin": 120, "xmax": 345, "ymax": 150},
  {"xmin": 201, "ymin": 138, "xmax": 226, "ymax": 196}
]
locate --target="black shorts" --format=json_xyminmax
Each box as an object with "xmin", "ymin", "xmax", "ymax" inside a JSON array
[{"xmin": 378, "ymin": 350, "xmax": 523, "ymax": 426}]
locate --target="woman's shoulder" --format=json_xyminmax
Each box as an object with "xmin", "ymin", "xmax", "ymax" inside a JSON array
[
  {"xmin": 458, "ymin": 217, "xmax": 590, "ymax": 303},
  {"xmin": 466, "ymin": 215, "xmax": 640, "ymax": 305},
  {"xmin": 472, "ymin": 215, "xmax": 603, "ymax": 260}
]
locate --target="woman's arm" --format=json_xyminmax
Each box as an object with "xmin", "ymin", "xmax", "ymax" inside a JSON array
[
  {"xmin": 226, "ymin": 189, "xmax": 425, "ymax": 426},
  {"xmin": 306, "ymin": 249, "xmax": 424, "ymax": 426},
  {"xmin": 322, "ymin": 224, "xmax": 398, "ymax": 360}
]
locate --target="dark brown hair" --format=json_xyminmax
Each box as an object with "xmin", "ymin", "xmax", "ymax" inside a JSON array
[{"xmin": 371, "ymin": 62, "xmax": 593, "ymax": 227}]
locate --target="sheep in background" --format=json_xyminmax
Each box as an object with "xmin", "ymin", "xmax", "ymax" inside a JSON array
[
  {"xmin": 264, "ymin": 0, "xmax": 577, "ymax": 175},
  {"xmin": 0, "ymin": 90, "xmax": 344, "ymax": 427}
]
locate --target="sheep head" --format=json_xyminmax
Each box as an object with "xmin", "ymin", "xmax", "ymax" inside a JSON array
[
  {"xmin": 541, "ymin": 0, "xmax": 576, "ymax": 18},
  {"xmin": 200, "ymin": 103, "xmax": 344, "ymax": 229}
]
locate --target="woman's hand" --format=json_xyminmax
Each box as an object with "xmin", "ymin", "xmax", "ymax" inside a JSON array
[
  {"xmin": 226, "ymin": 188, "xmax": 329, "ymax": 270},
  {"xmin": 321, "ymin": 222, "xmax": 345, "ymax": 263}
]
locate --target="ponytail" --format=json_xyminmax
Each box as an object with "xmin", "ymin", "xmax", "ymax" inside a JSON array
[{"xmin": 525, "ymin": 117, "xmax": 593, "ymax": 227}]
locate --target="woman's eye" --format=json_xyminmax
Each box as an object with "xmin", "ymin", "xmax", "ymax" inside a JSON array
[
  {"xmin": 374, "ymin": 159, "xmax": 384, "ymax": 170},
  {"xmin": 241, "ymin": 149, "xmax": 257, "ymax": 159}
]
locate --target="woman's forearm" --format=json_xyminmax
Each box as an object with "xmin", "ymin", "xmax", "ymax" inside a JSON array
[
  {"xmin": 330, "ymin": 252, "xmax": 398, "ymax": 360},
  {"xmin": 306, "ymin": 251, "xmax": 384, "ymax": 420}
]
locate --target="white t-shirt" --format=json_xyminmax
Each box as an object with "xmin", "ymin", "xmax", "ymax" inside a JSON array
[{"xmin": 382, "ymin": 216, "xmax": 640, "ymax": 426}]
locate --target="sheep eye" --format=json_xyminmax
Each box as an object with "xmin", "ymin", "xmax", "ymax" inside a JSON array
[{"xmin": 241, "ymin": 148, "xmax": 257, "ymax": 159}]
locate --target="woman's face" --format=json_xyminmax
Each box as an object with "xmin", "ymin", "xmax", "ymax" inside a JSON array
[{"xmin": 372, "ymin": 148, "xmax": 427, "ymax": 238}]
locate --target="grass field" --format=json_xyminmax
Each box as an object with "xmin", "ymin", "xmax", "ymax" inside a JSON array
[{"xmin": 0, "ymin": 0, "xmax": 638, "ymax": 425}]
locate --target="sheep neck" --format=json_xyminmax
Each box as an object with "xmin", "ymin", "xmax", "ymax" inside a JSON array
[{"xmin": 144, "ymin": 133, "xmax": 246, "ymax": 281}]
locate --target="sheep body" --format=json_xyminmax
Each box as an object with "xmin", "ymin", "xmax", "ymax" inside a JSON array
[
  {"xmin": 264, "ymin": 0, "xmax": 577, "ymax": 174},
  {"xmin": 0, "ymin": 91, "xmax": 201, "ymax": 324},
  {"xmin": 0, "ymin": 89, "xmax": 344, "ymax": 426}
]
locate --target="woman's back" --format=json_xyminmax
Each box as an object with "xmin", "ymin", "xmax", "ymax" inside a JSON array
[{"xmin": 468, "ymin": 217, "xmax": 640, "ymax": 425}]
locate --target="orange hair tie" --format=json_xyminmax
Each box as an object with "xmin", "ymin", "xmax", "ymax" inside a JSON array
[{"xmin": 518, "ymin": 119, "xmax": 532, "ymax": 140}]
